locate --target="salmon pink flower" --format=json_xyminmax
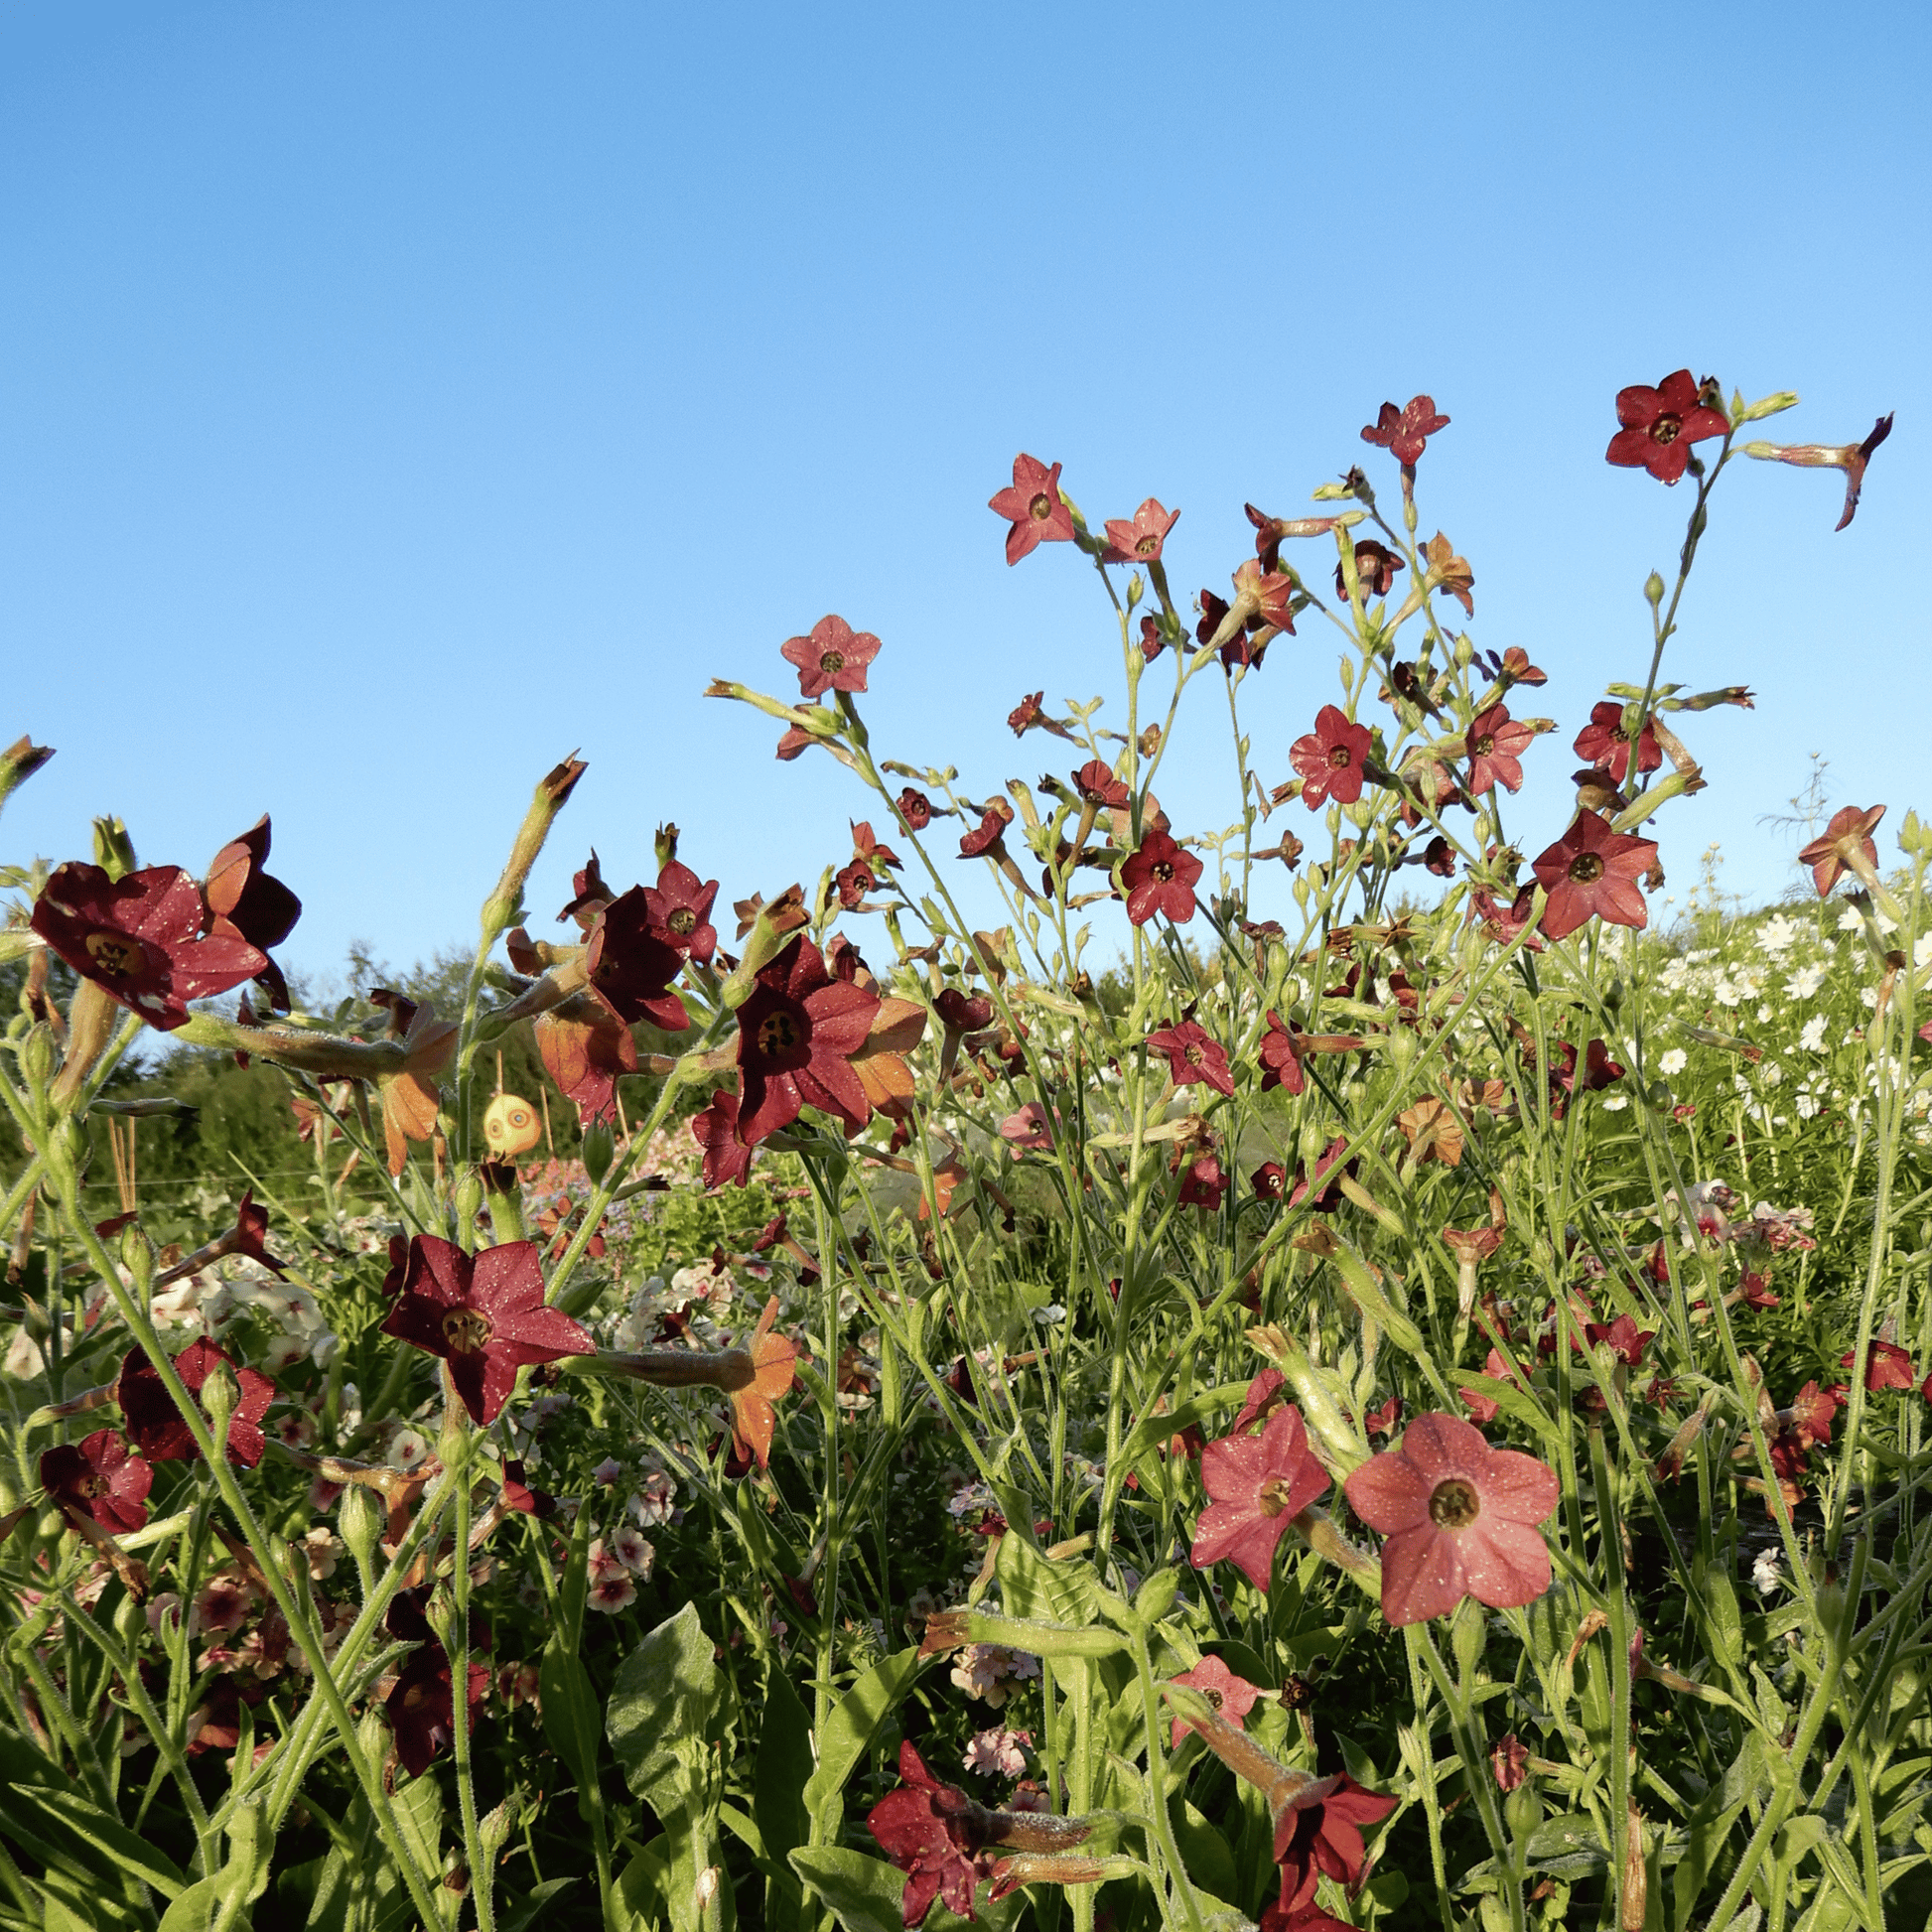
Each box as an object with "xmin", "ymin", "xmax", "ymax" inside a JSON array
[
  {"xmin": 1458, "ymin": 1348, "xmax": 1518, "ymax": 1424},
  {"xmin": 1290, "ymin": 707, "xmax": 1374, "ymax": 810},
  {"xmin": 39, "ymin": 1429, "xmax": 151, "ymax": 1535},
  {"xmin": 1147, "ymin": 1018, "xmax": 1234, "ymax": 1098},
  {"xmin": 1574, "ymin": 701, "xmax": 1661, "ymax": 784},
  {"xmin": 780, "ymin": 615, "xmax": 881, "ymax": 698},
  {"xmin": 587, "ymin": 887, "xmax": 690, "ymax": 1033},
  {"xmin": 724, "ymin": 1297, "xmax": 799, "ymax": 1469},
  {"xmin": 1531, "ymin": 811, "xmax": 1657, "ymax": 942},
  {"xmin": 1797, "ymin": 804, "xmax": 1885, "ymax": 897},
  {"xmin": 1257, "ymin": 1011, "xmax": 1307, "ymax": 1096},
  {"xmin": 692, "ymin": 1091, "xmax": 754, "ymax": 1189},
  {"xmin": 735, "ymin": 934, "xmax": 882, "ymax": 1144},
  {"xmin": 33, "ymin": 862, "xmax": 268, "ymax": 1032},
  {"xmin": 1746, "ymin": 412, "xmax": 1893, "ymax": 530},
  {"xmin": 989, "ymin": 454, "xmax": 1075, "ymax": 565},
  {"xmin": 645, "ymin": 860, "xmax": 719, "ymax": 964},
  {"xmin": 999, "ymin": 1102, "xmax": 1054, "ymax": 1153},
  {"xmin": 1103, "ymin": 497, "xmax": 1179, "ymax": 563},
  {"xmin": 1364, "ymin": 1395, "xmax": 1402, "ymax": 1438},
  {"xmin": 1464, "ymin": 705, "xmax": 1535, "ymax": 795},
  {"xmin": 1343, "ymin": 1411, "xmax": 1559, "ymax": 1624},
  {"xmin": 1491, "ymin": 1733, "xmax": 1529, "ymax": 1792},
  {"xmin": 1361, "ymin": 394, "xmax": 1449, "ymax": 465},
  {"xmin": 1606, "ymin": 368, "xmax": 1728, "ymax": 483},
  {"xmin": 204, "ymin": 816, "xmax": 302, "ymax": 1012},
  {"xmin": 1842, "ymin": 1340, "xmax": 1915, "ymax": 1392},
  {"xmin": 1190, "ymin": 1404, "xmax": 1331, "ymax": 1592},
  {"xmin": 1274, "ymin": 1774, "xmax": 1400, "ymax": 1913},
  {"xmin": 378, "ymin": 1236, "xmax": 594, "ymax": 1428},
  {"xmin": 1120, "ymin": 830, "xmax": 1200, "ymax": 925},
  {"xmin": 117, "ymin": 1340, "xmax": 275, "ymax": 1467},
  {"xmin": 1233, "ymin": 1368, "xmax": 1289, "ymax": 1434},
  {"xmin": 1170, "ymin": 1655, "xmax": 1262, "ymax": 1747}
]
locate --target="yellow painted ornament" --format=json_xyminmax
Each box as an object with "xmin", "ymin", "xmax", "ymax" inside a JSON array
[{"xmin": 483, "ymin": 1091, "xmax": 542, "ymax": 1158}]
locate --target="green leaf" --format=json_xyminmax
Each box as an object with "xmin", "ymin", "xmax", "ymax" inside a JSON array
[
  {"xmin": 801, "ymin": 1646, "xmax": 926, "ymax": 1842},
  {"xmin": 754, "ymin": 1666, "xmax": 813, "ymax": 1932},
  {"xmin": 607, "ymin": 1601, "xmax": 721, "ymax": 1820},
  {"xmin": 540, "ymin": 1637, "xmax": 605, "ymax": 1806},
  {"xmin": 788, "ymin": 1848, "xmax": 906, "ymax": 1932},
  {"xmin": 4, "ymin": 1780, "xmax": 188, "ymax": 1900},
  {"xmin": 1169, "ymin": 1797, "xmax": 1238, "ymax": 1902},
  {"xmin": 499, "ymin": 1877, "xmax": 578, "ymax": 1932},
  {"xmin": 158, "ymin": 1797, "xmax": 272, "ymax": 1931}
]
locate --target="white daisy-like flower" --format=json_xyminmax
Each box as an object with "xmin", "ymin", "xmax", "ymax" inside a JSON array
[
  {"xmin": 1799, "ymin": 1016, "xmax": 1827, "ymax": 1052},
  {"xmin": 1838, "ymin": 906, "xmax": 1864, "ymax": 932},
  {"xmin": 1601, "ymin": 1094, "xmax": 1628, "ymax": 1111},
  {"xmin": 1784, "ymin": 963, "xmax": 1827, "ymax": 999},
  {"xmin": 1659, "ymin": 1047, "xmax": 1688, "ymax": 1076}
]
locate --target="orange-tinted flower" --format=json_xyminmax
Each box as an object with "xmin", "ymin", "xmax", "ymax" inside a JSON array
[
  {"xmin": 1120, "ymin": 830, "xmax": 1200, "ymax": 925},
  {"xmin": 1103, "ymin": 497, "xmax": 1179, "ymax": 564},
  {"xmin": 1530, "ymin": 811, "xmax": 1657, "ymax": 942},
  {"xmin": 1361, "ymin": 394, "xmax": 1449, "ymax": 465},
  {"xmin": 33, "ymin": 862, "xmax": 267, "ymax": 1032},
  {"xmin": 1190, "ymin": 1405, "xmax": 1330, "ymax": 1591},
  {"xmin": 780, "ymin": 615, "xmax": 882, "ymax": 698},
  {"xmin": 1289, "ymin": 706, "xmax": 1373, "ymax": 809},
  {"xmin": 1841, "ymin": 1339, "xmax": 1916, "ymax": 1393},
  {"xmin": 989, "ymin": 454, "xmax": 1075, "ymax": 565},
  {"xmin": 1605, "ymin": 369, "xmax": 1728, "ymax": 483},
  {"xmin": 1797, "ymin": 804, "xmax": 1885, "ymax": 897},
  {"xmin": 1464, "ymin": 705, "xmax": 1535, "ymax": 795},
  {"xmin": 725, "ymin": 1296, "xmax": 798, "ymax": 1469}
]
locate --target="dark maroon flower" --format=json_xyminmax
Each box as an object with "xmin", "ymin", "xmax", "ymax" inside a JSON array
[
  {"xmin": 1342, "ymin": 1412, "xmax": 1560, "ymax": 1625},
  {"xmin": 558, "ymin": 849, "xmax": 615, "ymax": 927},
  {"xmin": 692, "ymin": 1090, "xmax": 755, "ymax": 1189},
  {"xmin": 958, "ymin": 801, "xmax": 1014, "ymax": 860},
  {"xmin": 1257, "ymin": 1010, "xmax": 1307, "ymax": 1096},
  {"xmin": 1008, "ymin": 692, "xmax": 1047, "ymax": 736},
  {"xmin": 1361, "ymin": 395, "xmax": 1449, "ymax": 465},
  {"xmin": 836, "ymin": 861, "xmax": 876, "ymax": 910},
  {"xmin": 1176, "ymin": 1154, "xmax": 1227, "ymax": 1211},
  {"xmin": 1465, "ymin": 705, "xmax": 1535, "ymax": 796},
  {"xmin": 39, "ymin": 1429, "xmax": 151, "ymax": 1534},
  {"xmin": 1147, "ymin": 1018, "xmax": 1234, "ymax": 1097},
  {"xmin": 1530, "ymin": 811, "xmax": 1658, "ymax": 942},
  {"xmin": 735, "ymin": 934, "xmax": 881, "ymax": 1145},
  {"xmin": 1120, "ymin": 830, "xmax": 1200, "ymax": 925},
  {"xmin": 384, "ymin": 1589, "xmax": 489, "ymax": 1781},
  {"xmin": 1103, "ymin": 496, "xmax": 1179, "ymax": 563},
  {"xmin": 117, "ymin": 1340, "xmax": 274, "ymax": 1467},
  {"xmin": 1585, "ymin": 1314, "xmax": 1654, "ymax": 1365},
  {"xmin": 1252, "ymin": 1161, "xmax": 1287, "ymax": 1200},
  {"xmin": 1571, "ymin": 1038, "xmax": 1626, "ymax": 1093},
  {"xmin": 587, "ymin": 886, "xmax": 691, "ymax": 1033},
  {"xmin": 1606, "ymin": 369, "xmax": 1728, "ymax": 484},
  {"xmin": 1071, "ymin": 759, "xmax": 1129, "ymax": 809},
  {"xmin": 33, "ymin": 862, "xmax": 267, "ymax": 1032},
  {"xmin": 1190, "ymin": 1406, "xmax": 1330, "ymax": 1591},
  {"xmin": 499, "ymin": 1457, "xmax": 559, "ymax": 1519},
  {"xmin": 1139, "ymin": 614, "xmax": 1167, "ymax": 661},
  {"xmin": 868, "ymin": 1741, "xmax": 994, "ymax": 1925},
  {"xmin": 1574, "ymin": 701, "xmax": 1661, "ymax": 785},
  {"xmin": 646, "ymin": 861, "xmax": 719, "ymax": 965},
  {"xmin": 1842, "ymin": 1340, "xmax": 1916, "ymax": 1393},
  {"xmin": 1289, "ymin": 706, "xmax": 1374, "ymax": 809},
  {"xmin": 1422, "ymin": 836, "xmax": 1455, "ymax": 877},
  {"xmin": 897, "ymin": 788, "xmax": 934, "ymax": 831},
  {"xmin": 780, "ymin": 615, "xmax": 882, "ymax": 698},
  {"xmin": 1797, "ymin": 804, "xmax": 1885, "ymax": 897},
  {"xmin": 204, "ymin": 816, "xmax": 301, "ymax": 1012},
  {"xmin": 989, "ymin": 455, "xmax": 1076, "ymax": 566},
  {"xmin": 1336, "ymin": 540, "xmax": 1404, "ymax": 602},
  {"xmin": 1275, "ymin": 1774, "xmax": 1400, "ymax": 1913},
  {"xmin": 231, "ymin": 1187, "xmax": 290, "ymax": 1278},
  {"xmin": 379, "ymin": 1236, "xmax": 594, "ymax": 1428}
]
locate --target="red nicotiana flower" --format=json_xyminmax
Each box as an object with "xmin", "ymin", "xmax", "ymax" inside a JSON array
[
  {"xmin": 1336, "ymin": 540, "xmax": 1404, "ymax": 602},
  {"xmin": 1147, "ymin": 1018, "xmax": 1235, "ymax": 1098},
  {"xmin": 39, "ymin": 1429, "xmax": 151, "ymax": 1534},
  {"xmin": 1120, "ymin": 830, "xmax": 1201, "ymax": 926},
  {"xmin": 1008, "ymin": 692, "xmax": 1047, "ymax": 735},
  {"xmin": 1252, "ymin": 1161, "xmax": 1287, "ymax": 1200},
  {"xmin": 534, "ymin": 1008, "xmax": 636, "ymax": 1127},
  {"xmin": 735, "ymin": 933, "xmax": 882, "ymax": 1145},
  {"xmin": 1176, "ymin": 1154, "xmax": 1227, "ymax": 1211},
  {"xmin": 1361, "ymin": 394, "xmax": 1449, "ymax": 465},
  {"xmin": 780, "ymin": 615, "xmax": 882, "ymax": 698},
  {"xmin": 1606, "ymin": 368, "xmax": 1728, "ymax": 483},
  {"xmin": 1290, "ymin": 1137, "xmax": 1354, "ymax": 1214},
  {"xmin": 692, "ymin": 1090, "xmax": 754, "ymax": 1189},
  {"xmin": 1797, "ymin": 804, "xmax": 1885, "ymax": 897},
  {"xmin": 645, "ymin": 860, "xmax": 719, "ymax": 965},
  {"xmin": 999, "ymin": 1102, "xmax": 1054, "ymax": 1153},
  {"xmin": 1464, "ymin": 705, "xmax": 1535, "ymax": 796},
  {"xmin": 384, "ymin": 1587, "xmax": 490, "ymax": 1781},
  {"xmin": 836, "ymin": 861, "xmax": 875, "ymax": 910},
  {"xmin": 379, "ymin": 1235, "xmax": 594, "ymax": 1428},
  {"xmin": 1364, "ymin": 1395, "xmax": 1402, "ymax": 1438},
  {"xmin": 32, "ymin": 863, "xmax": 268, "ymax": 1032},
  {"xmin": 1274, "ymin": 1774, "xmax": 1400, "ymax": 1915},
  {"xmin": 1139, "ymin": 613, "xmax": 1168, "ymax": 660},
  {"xmin": 1290, "ymin": 707, "xmax": 1374, "ymax": 810},
  {"xmin": 1469, "ymin": 884, "xmax": 1544, "ymax": 951},
  {"xmin": 1491, "ymin": 1733, "xmax": 1529, "ymax": 1793},
  {"xmin": 1585, "ymin": 1314, "xmax": 1655, "ymax": 1366},
  {"xmin": 1530, "ymin": 810, "xmax": 1658, "ymax": 942},
  {"xmin": 1574, "ymin": 701, "xmax": 1662, "ymax": 785},
  {"xmin": 1458, "ymin": 1348, "xmax": 1518, "ymax": 1424},
  {"xmin": 897, "ymin": 788, "xmax": 934, "ymax": 830},
  {"xmin": 204, "ymin": 816, "xmax": 302, "ymax": 1012},
  {"xmin": 1343, "ymin": 1411, "xmax": 1560, "ymax": 1625},
  {"xmin": 958, "ymin": 800, "xmax": 1014, "ymax": 859},
  {"xmin": 1071, "ymin": 759, "xmax": 1129, "ymax": 809},
  {"xmin": 1190, "ymin": 1405, "xmax": 1331, "ymax": 1592},
  {"xmin": 587, "ymin": 887, "xmax": 691, "ymax": 1033},
  {"xmin": 725, "ymin": 1297, "xmax": 799, "ymax": 1469},
  {"xmin": 1842, "ymin": 1340, "xmax": 1916, "ymax": 1393},
  {"xmin": 1170, "ymin": 1655, "xmax": 1263, "ymax": 1746},
  {"xmin": 117, "ymin": 1340, "xmax": 275, "ymax": 1467},
  {"xmin": 989, "ymin": 454, "xmax": 1076, "ymax": 566},
  {"xmin": 558, "ymin": 849, "xmax": 615, "ymax": 927},
  {"xmin": 868, "ymin": 1740, "xmax": 996, "ymax": 1925},
  {"xmin": 1257, "ymin": 1010, "xmax": 1307, "ymax": 1096},
  {"xmin": 1750, "ymin": 412, "xmax": 1893, "ymax": 530},
  {"xmin": 1103, "ymin": 497, "xmax": 1179, "ymax": 564}
]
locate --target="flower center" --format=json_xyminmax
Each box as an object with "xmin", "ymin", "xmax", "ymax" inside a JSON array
[
  {"xmin": 758, "ymin": 1012, "xmax": 800, "ymax": 1057},
  {"xmin": 1151, "ymin": 861, "xmax": 1173, "ymax": 884},
  {"xmin": 818, "ymin": 649, "xmax": 845, "ymax": 674},
  {"xmin": 668, "ymin": 907, "xmax": 696, "ymax": 935},
  {"xmin": 84, "ymin": 931, "xmax": 144, "ymax": 977},
  {"xmin": 1428, "ymin": 1477, "xmax": 1481, "ymax": 1529},
  {"xmin": 1029, "ymin": 491, "xmax": 1054, "ymax": 523},
  {"xmin": 1257, "ymin": 1475, "xmax": 1298, "ymax": 1518},
  {"xmin": 1650, "ymin": 415, "xmax": 1682, "ymax": 445},
  {"xmin": 1568, "ymin": 853, "xmax": 1605, "ymax": 886},
  {"xmin": 1326, "ymin": 745, "xmax": 1353, "ymax": 770},
  {"xmin": 1183, "ymin": 1044, "xmax": 1204, "ymax": 1067},
  {"xmin": 442, "ymin": 1308, "xmax": 493, "ymax": 1355},
  {"xmin": 1473, "ymin": 734, "xmax": 1494, "ymax": 758},
  {"xmin": 1135, "ymin": 534, "xmax": 1159, "ymax": 555},
  {"xmin": 1204, "ymin": 1687, "xmax": 1224, "ymax": 1709}
]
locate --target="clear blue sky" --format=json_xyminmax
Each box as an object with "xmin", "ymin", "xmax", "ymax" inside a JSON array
[{"xmin": 4, "ymin": 3, "xmax": 1926, "ymax": 990}]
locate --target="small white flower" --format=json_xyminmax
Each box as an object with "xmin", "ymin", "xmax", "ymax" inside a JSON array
[
  {"xmin": 1756, "ymin": 1004, "xmax": 1774, "ymax": 1025},
  {"xmin": 1761, "ymin": 1062, "xmax": 1783, "ymax": 1087},
  {"xmin": 1784, "ymin": 963, "xmax": 1827, "ymax": 999},
  {"xmin": 386, "ymin": 1428, "xmax": 429, "ymax": 1472},
  {"xmin": 1601, "ymin": 1094, "xmax": 1629, "ymax": 1111},
  {"xmin": 1916, "ymin": 932, "xmax": 1932, "ymax": 969},
  {"xmin": 1712, "ymin": 978, "xmax": 1741, "ymax": 1009},
  {"xmin": 1660, "ymin": 1048, "xmax": 1688, "ymax": 1076},
  {"xmin": 1862, "ymin": 986, "xmax": 1879, "ymax": 1010},
  {"xmin": 1751, "ymin": 1548, "xmax": 1784, "ymax": 1597},
  {"xmin": 1799, "ymin": 1016, "xmax": 1827, "ymax": 1052},
  {"xmin": 1838, "ymin": 906, "xmax": 1864, "ymax": 932},
  {"xmin": 4, "ymin": 1328, "xmax": 45, "ymax": 1379}
]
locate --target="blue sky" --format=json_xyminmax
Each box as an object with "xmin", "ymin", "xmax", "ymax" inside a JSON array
[{"xmin": 4, "ymin": 2, "xmax": 1926, "ymax": 990}]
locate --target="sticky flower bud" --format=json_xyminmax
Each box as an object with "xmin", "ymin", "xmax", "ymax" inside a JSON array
[
  {"xmin": 91, "ymin": 816, "xmax": 137, "ymax": 881},
  {"xmin": 916, "ymin": 1607, "xmax": 1126, "ymax": 1662},
  {"xmin": 581, "ymin": 1121, "xmax": 615, "ymax": 1183},
  {"xmin": 339, "ymin": 1484, "xmax": 383, "ymax": 1573}
]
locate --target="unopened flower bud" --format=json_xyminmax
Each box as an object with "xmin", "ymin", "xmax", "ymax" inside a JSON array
[
  {"xmin": 581, "ymin": 1121, "xmax": 615, "ymax": 1184},
  {"xmin": 1643, "ymin": 572, "xmax": 1666, "ymax": 610},
  {"xmin": 339, "ymin": 1484, "xmax": 383, "ymax": 1572},
  {"xmin": 453, "ymin": 1169, "xmax": 484, "ymax": 1228},
  {"xmin": 19, "ymin": 1022, "xmax": 57, "ymax": 1090},
  {"xmin": 91, "ymin": 816, "xmax": 137, "ymax": 881},
  {"xmin": 201, "ymin": 1360, "xmax": 239, "ymax": 1459}
]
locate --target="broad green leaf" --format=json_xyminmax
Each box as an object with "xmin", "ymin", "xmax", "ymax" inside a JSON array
[
  {"xmin": 5, "ymin": 1780, "xmax": 187, "ymax": 1900},
  {"xmin": 753, "ymin": 1665, "xmax": 813, "ymax": 1932},
  {"xmin": 788, "ymin": 1848, "xmax": 904, "ymax": 1932},
  {"xmin": 800, "ymin": 1646, "xmax": 925, "ymax": 1841},
  {"xmin": 541, "ymin": 1637, "xmax": 605, "ymax": 1805},
  {"xmin": 608, "ymin": 1601, "xmax": 721, "ymax": 1819}
]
